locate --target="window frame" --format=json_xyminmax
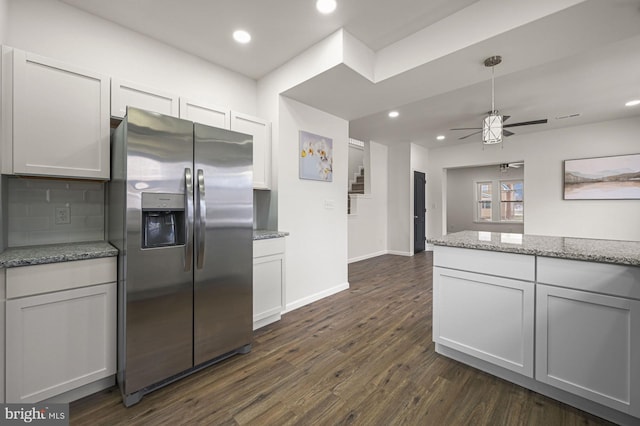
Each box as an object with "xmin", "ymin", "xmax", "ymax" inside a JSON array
[
  {"xmin": 473, "ymin": 179, "xmax": 525, "ymax": 223},
  {"xmin": 499, "ymin": 179, "xmax": 524, "ymax": 223},
  {"xmin": 475, "ymin": 181, "xmax": 493, "ymax": 222}
]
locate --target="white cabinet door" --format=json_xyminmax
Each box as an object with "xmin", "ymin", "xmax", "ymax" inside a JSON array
[
  {"xmin": 433, "ymin": 267, "xmax": 534, "ymax": 377},
  {"xmin": 253, "ymin": 238, "xmax": 285, "ymax": 329},
  {"xmin": 2, "ymin": 48, "xmax": 110, "ymax": 179},
  {"xmin": 230, "ymin": 111, "xmax": 272, "ymax": 189},
  {"xmin": 179, "ymin": 98, "xmax": 230, "ymax": 129},
  {"xmin": 536, "ymin": 284, "xmax": 640, "ymax": 416},
  {"xmin": 111, "ymin": 78, "xmax": 179, "ymax": 118},
  {"xmin": 5, "ymin": 283, "xmax": 117, "ymax": 403}
]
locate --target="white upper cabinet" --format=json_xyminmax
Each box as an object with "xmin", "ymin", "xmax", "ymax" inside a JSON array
[
  {"xmin": 1, "ymin": 47, "xmax": 110, "ymax": 179},
  {"xmin": 111, "ymin": 78, "xmax": 179, "ymax": 118},
  {"xmin": 179, "ymin": 98, "xmax": 230, "ymax": 129},
  {"xmin": 230, "ymin": 111, "xmax": 272, "ymax": 190}
]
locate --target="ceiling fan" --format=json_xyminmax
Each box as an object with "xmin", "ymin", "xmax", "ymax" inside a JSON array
[
  {"xmin": 451, "ymin": 56, "xmax": 547, "ymax": 143},
  {"xmin": 499, "ymin": 162, "xmax": 524, "ymax": 172}
]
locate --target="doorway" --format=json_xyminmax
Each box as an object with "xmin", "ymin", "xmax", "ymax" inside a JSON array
[{"xmin": 414, "ymin": 171, "xmax": 426, "ymax": 253}]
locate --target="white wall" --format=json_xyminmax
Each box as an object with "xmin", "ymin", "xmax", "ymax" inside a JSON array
[
  {"xmin": 0, "ymin": 0, "xmax": 7, "ymax": 44},
  {"xmin": 254, "ymin": 31, "xmax": 350, "ymax": 312},
  {"xmin": 5, "ymin": 0, "xmax": 256, "ymax": 114},
  {"xmin": 279, "ymin": 97, "xmax": 349, "ymax": 311},
  {"xmin": 387, "ymin": 143, "xmax": 411, "ymax": 255},
  {"xmin": 446, "ymin": 164, "xmax": 525, "ymax": 234},
  {"xmin": 427, "ymin": 116, "xmax": 640, "ymax": 241},
  {"xmin": 348, "ymin": 141, "xmax": 388, "ymax": 262}
]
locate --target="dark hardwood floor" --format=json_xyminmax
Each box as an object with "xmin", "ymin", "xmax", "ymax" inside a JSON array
[{"xmin": 71, "ymin": 252, "xmax": 614, "ymax": 425}]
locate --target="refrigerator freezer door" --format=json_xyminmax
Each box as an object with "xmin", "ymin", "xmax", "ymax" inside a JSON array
[
  {"xmin": 193, "ymin": 123, "xmax": 253, "ymax": 365},
  {"xmin": 122, "ymin": 108, "xmax": 195, "ymax": 395}
]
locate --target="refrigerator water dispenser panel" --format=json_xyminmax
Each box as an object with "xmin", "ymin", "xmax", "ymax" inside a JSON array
[{"xmin": 141, "ymin": 192, "xmax": 185, "ymax": 248}]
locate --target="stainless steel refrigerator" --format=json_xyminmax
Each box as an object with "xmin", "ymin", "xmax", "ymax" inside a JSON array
[{"xmin": 109, "ymin": 107, "xmax": 253, "ymax": 407}]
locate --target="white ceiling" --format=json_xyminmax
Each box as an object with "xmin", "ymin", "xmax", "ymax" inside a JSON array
[{"xmin": 60, "ymin": 0, "xmax": 640, "ymax": 148}]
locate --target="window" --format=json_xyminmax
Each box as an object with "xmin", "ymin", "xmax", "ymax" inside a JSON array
[
  {"xmin": 500, "ymin": 180, "xmax": 524, "ymax": 222},
  {"xmin": 476, "ymin": 182, "xmax": 492, "ymax": 221}
]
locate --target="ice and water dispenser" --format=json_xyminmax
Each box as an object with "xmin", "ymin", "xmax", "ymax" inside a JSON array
[{"xmin": 141, "ymin": 193, "xmax": 185, "ymax": 249}]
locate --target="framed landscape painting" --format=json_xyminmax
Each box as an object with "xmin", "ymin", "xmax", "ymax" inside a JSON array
[{"xmin": 563, "ymin": 153, "xmax": 640, "ymax": 200}]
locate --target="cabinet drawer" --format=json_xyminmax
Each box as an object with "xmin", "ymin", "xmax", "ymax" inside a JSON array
[
  {"xmin": 254, "ymin": 238, "xmax": 285, "ymax": 258},
  {"xmin": 6, "ymin": 257, "xmax": 116, "ymax": 299},
  {"xmin": 434, "ymin": 246, "xmax": 534, "ymax": 281},
  {"xmin": 538, "ymin": 257, "xmax": 640, "ymax": 299}
]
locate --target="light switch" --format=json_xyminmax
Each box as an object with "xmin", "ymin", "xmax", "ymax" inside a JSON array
[{"xmin": 324, "ymin": 199, "xmax": 335, "ymax": 210}]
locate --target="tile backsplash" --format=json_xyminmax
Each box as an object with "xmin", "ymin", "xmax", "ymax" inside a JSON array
[{"xmin": 7, "ymin": 177, "xmax": 104, "ymax": 247}]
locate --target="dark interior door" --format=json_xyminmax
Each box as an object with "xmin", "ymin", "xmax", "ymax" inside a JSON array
[{"xmin": 414, "ymin": 171, "xmax": 426, "ymax": 253}]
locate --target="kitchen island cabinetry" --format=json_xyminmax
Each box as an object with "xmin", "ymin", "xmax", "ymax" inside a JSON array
[
  {"xmin": 433, "ymin": 246, "xmax": 535, "ymax": 377},
  {"xmin": 3, "ymin": 256, "xmax": 117, "ymax": 403},
  {"xmin": 430, "ymin": 231, "xmax": 640, "ymax": 425},
  {"xmin": 231, "ymin": 111, "xmax": 272, "ymax": 190},
  {"xmin": 536, "ymin": 257, "xmax": 640, "ymax": 417},
  {"xmin": 253, "ymin": 236, "xmax": 285, "ymax": 329},
  {"xmin": 1, "ymin": 47, "xmax": 110, "ymax": 179}
]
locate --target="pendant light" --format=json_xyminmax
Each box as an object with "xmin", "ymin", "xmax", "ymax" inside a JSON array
[{"xmin": 482, "ymin": 56, "xmax": 503, "ymax": 145}]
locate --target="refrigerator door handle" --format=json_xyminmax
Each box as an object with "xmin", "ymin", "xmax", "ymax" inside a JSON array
[
  {"xmin": 184, "ymin": 167, "xmax": 194, "ymax": 272},
  {"xmin": 196, "ymin": 169, "xmax": 206, "ymax": 269}
]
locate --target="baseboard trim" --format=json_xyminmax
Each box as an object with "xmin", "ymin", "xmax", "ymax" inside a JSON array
[
  {"xmin": 386, "ymin": 250, "xmax": 413, "ymax": 257},
  {"xmin": 348, "ymin": 250, "xmax": 387, "ymax": 263},
  {"xmin": 284, "ymin": 282, "xmax": 349, "ymax": 313}
]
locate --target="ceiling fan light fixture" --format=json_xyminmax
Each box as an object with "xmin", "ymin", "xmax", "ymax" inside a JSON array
[{"xmin": 482, "ymin": 112, "xmax": 503, "ymax": 144}]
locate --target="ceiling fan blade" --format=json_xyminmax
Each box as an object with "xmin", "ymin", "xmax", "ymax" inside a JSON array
[
  {"xmin": 458, "ymin": 130, "xmax": 482, "ymax": 140},
  {"xmin": 503, "ymin": 119, "xmax": 548, "ymax": 128},
  {"xmin": 503, "ymin": 115, "xmax": 511, "ymax": 122},
  {"xmin": 451, "ymin": 127, "xmax": 482, "ymax": 130},
  {"xmin": 503, "ymin": 129, "xmax": 515, "ymax": 137}
]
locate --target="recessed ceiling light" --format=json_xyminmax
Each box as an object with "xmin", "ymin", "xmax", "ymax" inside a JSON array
[
  {"xmin": 388, "ymin": 111, "xmax": 399, "ymax": 118},
  {"xmin": 625, "ymin": 99, "xmax": 640, "ymax": 107},
  {"xmin": 316, "ymin": 0, "xmax": 337, "ymax": 14},
  {"xmin": 436, "ymin": 135, "xmax": 445, "ymax": 141},
  {"xmin": 233, "ymin": 30, "xmax": 251, "ymax": 44}
]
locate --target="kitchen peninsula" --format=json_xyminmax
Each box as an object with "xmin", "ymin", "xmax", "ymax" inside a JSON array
[{"xmin": 429, "ymin": 231, "xmax": 640, "ymax": 426}]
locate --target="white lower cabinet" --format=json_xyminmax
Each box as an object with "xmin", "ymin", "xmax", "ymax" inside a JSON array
[
  {"xmin": 536, "ymin": 257, "xmax": 640, "ymax": 417},
  {"xmin": 253, "ymin": 238, "xmax": 285, "ymax": 330},
  {"xmin": 433, "ymin": 266, "xmax": 534, "ymax": 377},
  {"xmin": 4, "ymin": 258, "xmax": 117, "ymax": 403}
]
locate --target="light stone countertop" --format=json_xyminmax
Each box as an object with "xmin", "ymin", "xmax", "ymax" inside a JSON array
[
  {"xmin": 428, "ymin": 230, "xmax": 640, "ymax": 266},
  {"xmin": 0, "ymin": 231, "xmax": 290, "ymax": 268},
  {"xmin": 0, "ymin": 241, "xmax": 118, "ymax": 268}
]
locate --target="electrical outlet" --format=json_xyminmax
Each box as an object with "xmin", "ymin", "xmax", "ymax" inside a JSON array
[{"xmin": 55, "ymin": 207, "xmax": 70, "ymax": 224}]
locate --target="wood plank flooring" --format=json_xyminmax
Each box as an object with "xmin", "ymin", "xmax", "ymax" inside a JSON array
[{"xmin": 70, "ymin": 252, "xmax": 614, "ymax": 425}]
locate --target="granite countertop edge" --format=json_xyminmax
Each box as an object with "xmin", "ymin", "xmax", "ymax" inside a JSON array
[
  {"xmin": 0, "ymin": 241, "xmax": 118, "ymax": 268},
  {"xmin": 1, "ymin": 231, "xmax": 290, "ymax": 268},
  {"xmin": 253, "ymin": 230, "xmax": 290, "ymax": 240},
  {"xmin": 428, "ymin": 232, "xmax": 640, "ymax": 267}
]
